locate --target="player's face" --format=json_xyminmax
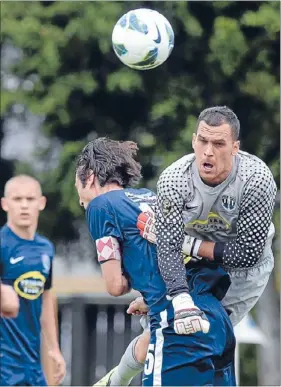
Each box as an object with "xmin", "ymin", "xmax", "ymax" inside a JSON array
[
  {"xmin": 75, "ymin": 173, "xmax": 95, "ymax": 209},
  {"xmin": 1, "ymin": 181, "xmax": 46, "ymax": 229},
  {"xmin": 192, "ymin": 121, "xmax": 240, "ymax": 185}
]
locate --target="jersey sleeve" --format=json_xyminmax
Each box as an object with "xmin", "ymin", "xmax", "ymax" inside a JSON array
[
  {"xmin": 156, "ymin": 171, "xmax": 190, "ymax": 297},
  {"xmin": 86, "ymin": 200, "xmax": 123, "ymax": 264},
  {"xmin": 0, "ymin": 230, "xmax": 3, "ymax": 277},
  {"xmin": 45, "ymin": 263, "xmax": 53, "ymax": 290},
  {"xmin": 215, "ymin": 170, "xmax": 277, "ymax": 267},
  {"xmin": 45, "ymin": 243, "xmax": 55, "ymax": 290}
]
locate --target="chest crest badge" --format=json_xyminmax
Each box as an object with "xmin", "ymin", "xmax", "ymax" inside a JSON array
[
  {"xmin": 222, "ymin": 195, "xmax": 236, "ymax": 211},
  {"xmin": 41, "ymin": 254, "xmax": 51, "ymax": 274}
]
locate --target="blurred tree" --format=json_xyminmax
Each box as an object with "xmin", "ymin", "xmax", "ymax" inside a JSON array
[
  {"xmin": 240, "ymin": 344, "xmax": 258, "ymax": 386},
  {"xmin": 1, "ymin": 1, "xmax": 280, "ymax": 242},
  {"xmin": 0, "ymin": 117, "xmax": 15, "ymax": 226}
]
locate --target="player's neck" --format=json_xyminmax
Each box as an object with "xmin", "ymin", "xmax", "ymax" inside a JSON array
[
  {"xmin": 99, "ymin": 183, "xmax": 123, "ymax": 195},
  {"xmin": 201, "ymin": 169, "xmax": 231, "ymax": 186},
  {"xmin": 7, "ymin": 221, "xmax": 37, "ymax": 241}
]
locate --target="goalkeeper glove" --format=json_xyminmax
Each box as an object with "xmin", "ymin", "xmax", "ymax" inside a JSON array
[{"xmin": 172, "ymin": 293, "xmax": 210, "ymax": 335}]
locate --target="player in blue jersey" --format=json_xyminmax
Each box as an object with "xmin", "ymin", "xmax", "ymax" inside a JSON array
[
  {"xmin": 0, "ymin": 175, "xmax": 66, "ymax": 386},
  {"xmin": 75, "ymin": 138, "xmax": 236, "ymax": 386}
]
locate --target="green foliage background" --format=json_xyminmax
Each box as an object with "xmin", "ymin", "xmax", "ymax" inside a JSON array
[
  {"xmin": 0, "ymin": 2, "xmax": 280, "ymax": 384},
  {"xmin": 1, "ymin": 1, "xmax": 279, "ymax": 241}
]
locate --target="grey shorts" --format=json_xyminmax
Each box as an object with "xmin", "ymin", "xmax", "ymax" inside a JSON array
[{"xmin": 222, "ymin": 246, "xmax": 274, "ymax": 326}]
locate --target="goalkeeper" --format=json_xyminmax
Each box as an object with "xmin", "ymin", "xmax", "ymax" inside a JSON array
[{"xmin": 95, "ymin": 106, "xmax": 276, "ymax": 386}]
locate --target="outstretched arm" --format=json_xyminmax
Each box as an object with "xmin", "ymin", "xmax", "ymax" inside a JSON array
[
  {"xmin": 156, "ymin": 176, "xmax": 189, "ymax": 297},
  {"xmin": 156, "ymin": 172, "xmax": 210, "ymax": 335}
]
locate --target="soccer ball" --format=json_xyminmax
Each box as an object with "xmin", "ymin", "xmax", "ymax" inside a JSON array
[{"xmin": 112, "ymin": 8, "xmax": 174, "ymax": 70}]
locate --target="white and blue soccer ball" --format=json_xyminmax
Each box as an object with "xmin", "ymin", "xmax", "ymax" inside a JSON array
[{"xmin": 112, "ymin": 8, "xmax": 174, "ymax": 70}]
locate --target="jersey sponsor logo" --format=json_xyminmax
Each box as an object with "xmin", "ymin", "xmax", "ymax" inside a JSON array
[
  {"xmin": 222, "ymin": 195, "xmax": 236, "ymax": 211},
  {"xmin": 14, "ymin": 271, "xmax": 46, "ymax": 300},
  {"xmin": 41, "ymin": 254, "xmax": 51, "ymax": 274},
  {"xmin": 186, "ymin": 212, "xmax": 230, "ymax": 232},
  {"xmin": 96, "ymin": 236, "xmax": 121, "ymax": 263},
  {"xmin": 125, "ymin": 191, "xmax": 156, "ymax": 204},
  {"xmin": 10, "ymin": 256, "xmax": 24, "ymax": 264}
]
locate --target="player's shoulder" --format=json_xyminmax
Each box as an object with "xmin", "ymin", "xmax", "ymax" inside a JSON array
[
  {"xmin": 158, "ymin": 154, "xmax": 195, "ymax": 183},
  {"xmin": 88, "ymin": 192, "xmax": 111, "ymax": 209},
  {"xmin": 88, "ymin": 190, "xmax": 125, "ymax": 212},
  {"xmin": 0, "ymin": 224, "xmax": 18, "ymax": 245},
  {"xmin": 89, "ymin": 188, "xmax": 156, "ymax": 210},
  {"xmin": 0, "ymin": 224, "xmax": 11, "ymax": 249},
  {"xmin": 35, "ymin": 233, "xmax": 55, "ymax": 254},
  {"xmin": 237, "ymin": 150, "xmax": 276, "ymax": 185},
  {"xmin": 0, "ymin": 224, "xmax": 9, "ymax": 237}
]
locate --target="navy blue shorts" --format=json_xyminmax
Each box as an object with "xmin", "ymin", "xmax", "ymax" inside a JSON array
[
  {"xmin": 214, "ymin": 359, "xmax": 236, "ymax": 387},
  {"xmin": 0, "ymin": 362, "xmax": 47, "ymax": 386},
  {"xmin": 142, "ymin": 294, "xmax": 236, "ymax": 386}
]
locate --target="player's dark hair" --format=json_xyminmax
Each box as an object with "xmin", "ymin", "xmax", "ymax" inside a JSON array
[
  {"xmin": 197, "ymin": 106, "xmax": 240, "ymax": 140},
  {"xmin": 76, "ymin": 137, "xmax": 142, "ymax": 188}
]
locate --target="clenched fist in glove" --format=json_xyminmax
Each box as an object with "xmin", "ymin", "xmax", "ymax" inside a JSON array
[{"xmin": 172, "ymin": 293, "xmax": 210, "ymax": 335}]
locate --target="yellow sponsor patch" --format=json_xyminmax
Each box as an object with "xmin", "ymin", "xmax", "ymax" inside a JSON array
[
  {"xmin": 186, "ymin": 212, "xmax": 230, "ymax": 232},
  {"xmin": 14, "ymin": 271, "xmax": 46, "ymax": 300}
]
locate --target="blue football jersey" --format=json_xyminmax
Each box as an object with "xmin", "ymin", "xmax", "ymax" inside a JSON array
[
  {"xmin": 87, "ymin": 188, "xmax": 169, "ymax": 315},
  {"xmin": 86, "ymin": 188, "xmax": 231, "ymax": 315},
  {"xmin": 0, "ymin": 225, "xmax": 54, "ymax": 365}
]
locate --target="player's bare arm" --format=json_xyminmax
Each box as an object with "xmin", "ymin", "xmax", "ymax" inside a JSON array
[
  {"xmin": 0, "ymin": 284, "xmax": 19, "ymax": 318},
  {"xmin": 41, "ymin": 290, "xmax": 66, "ymax": 385},
  {"xmin": 96, "ymin": 236, "xmax": 131, "ymax": 297},
  {"xmin": 101, "ymin": 260, "xmax": 131, "ymax": 297}
]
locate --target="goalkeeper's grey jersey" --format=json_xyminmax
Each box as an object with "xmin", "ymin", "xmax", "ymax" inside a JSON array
[{"xmin": 156, "ymin": 150, "xmax": 277, "ymax": 296}]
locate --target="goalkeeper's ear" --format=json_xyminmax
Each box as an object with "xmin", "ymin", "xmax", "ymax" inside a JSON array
[{"xmin": 232, "ymin": 140, "xmax": 240, "ymax": 156}]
